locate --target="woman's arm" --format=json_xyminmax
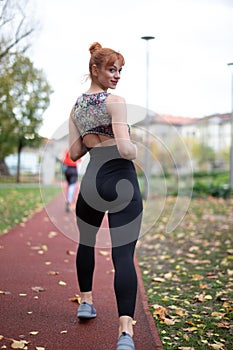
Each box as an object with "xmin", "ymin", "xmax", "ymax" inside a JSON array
[
  {"xmin": 69, "ymin": 106, "xmax": 88, "ymax": 161},
  {"xmin": 106, "ymin": 95, "xmax": 137, "ymax": 160}
]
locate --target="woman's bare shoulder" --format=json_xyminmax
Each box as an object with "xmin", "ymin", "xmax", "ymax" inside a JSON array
[{"xmin": 106, "ymin": 93, "xmax": 126, "ymax": 104}]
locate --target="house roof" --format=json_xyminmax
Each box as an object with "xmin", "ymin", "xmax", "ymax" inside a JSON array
[{"xmin": 135, "ymin": 113, "xmax": 231, "ymax": 126}]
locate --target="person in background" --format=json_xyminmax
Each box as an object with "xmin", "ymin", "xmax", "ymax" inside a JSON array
[
  {"xmin": 62, "ymin": 149, "xmax": 81, "ymax": 212},
  {"xmin": 68, "ymin": 42, "xmax": 143, "ymax": 350}
]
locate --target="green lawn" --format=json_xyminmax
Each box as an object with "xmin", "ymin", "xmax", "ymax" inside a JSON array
[
  {"xmin": 0, "ymin": 185, "xmax": 60, "ymax": 234},
  {"xmin": 137, "ymin": 196, "xmax": 233, "ymax": 350}
]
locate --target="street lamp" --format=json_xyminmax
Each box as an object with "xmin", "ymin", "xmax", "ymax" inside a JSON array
[
  {"xmin": 227, "ymin": 62, "xmax": 233, "ymax": 189},
  {"xmin": 141, "ymin": 36, "xmax": 155, "ymax": 199}
]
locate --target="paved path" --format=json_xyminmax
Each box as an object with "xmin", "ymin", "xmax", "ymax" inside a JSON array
[{"xmin": 0, "ymin": 193, "xmax": 163, "ymax": 350}]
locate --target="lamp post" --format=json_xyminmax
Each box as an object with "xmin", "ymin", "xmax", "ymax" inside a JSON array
[
  {"xmin": 141, "ymin": 36, "xmax": 155, "ymax": 199},
  {"xmin": 227, "ymin": 62, "xmax": 233, "ymax": 189}
]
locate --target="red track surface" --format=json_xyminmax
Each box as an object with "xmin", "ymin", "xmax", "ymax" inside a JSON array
[{"xmin": 0, "ymin": 193, "xmax": 164, "ymax": 350}]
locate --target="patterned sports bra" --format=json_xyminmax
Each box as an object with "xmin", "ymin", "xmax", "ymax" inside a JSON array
[{"xmin": 73, "ymin": 92, "xmax": 114, "ymax": 138}]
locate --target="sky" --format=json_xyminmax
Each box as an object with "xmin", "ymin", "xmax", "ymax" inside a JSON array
[{"xmin": 29, "ymin": 0, "xmax": 233, "ymax": 138}]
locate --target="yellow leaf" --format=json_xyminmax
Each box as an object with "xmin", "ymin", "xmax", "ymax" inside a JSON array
[
  {"xmin": 205, "ymin": 295, "xmax": 213, "ymax": 300},
  {"xmin": 66, "ymin": 250, "xmax": 76, "ymax": 255},
  {"xmin": 99, "ymin": 250, "xmax": 109, "ymax": 256},
  {"xmin": 195, "ymin": 292, "xmax": 205, "ymax": 302},
  {"xmin": 178, "ymin": 347, "xmax": 195, "ymax": 350},
  {"xmin": 11, "ymin": 339, "xmax": 28, "ymax": 349},
  {"xmin": 152, "ymin": 277, "xmax": 165, "ymax": 283},
  {"xmin": 216, "ymin": 322, "xmax": 230, "ymax": 328},
  {"xmin": 211, "ymin": 312, "xmax": 225, "ymax": 318},
  {"xmin": 209, "ymin": 343, "xmax": 225, "ymax": 350},
  {"xmin": 36, "ymin": 348, "xmax": 45, "ymax": 350},
  {"xmin": 183, "ymin": 334, "xmax": 190, "ymax": 341},
  {"xmin": 31, "ymin": 286, "xmax": 45, "ymax": 292},
  {"xmin": 163, "ymin": 318, "xmax": 175, "ymax": 325},
  {"xmin": 69, "ymin": 294, "xmax": 81, "ymax": 304},
  {"xmin": 59, "ymin": 281, "xmax": 67, "ymax": 286},
  {"xmin": 192, "ymin": 274, "xmax": 204, "ymax": 280},
  {"xmin": 48, "ymin": 231, "xmax": 57, "ymax": 238},
  {"xmin": 30, "ymin": 331, "xmax": 39, "ymax": 335},
  {"xmin": 164, "ymin": 272, "xmax": 173, "ymax": 279},
  {"xmin": 175, "ymin": 309, "xmax": 185, "ymax": 317},
  {"xmin": 0, "ymin": 335, "xmax": 4, "ymax": 341},
  {"xmin": 47, "ymin": 271, "xmax": 59, "ymax": 275}
]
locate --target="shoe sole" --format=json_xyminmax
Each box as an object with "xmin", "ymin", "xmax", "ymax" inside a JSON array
[{"xmin": 77, "ymin": 312, "xmax": 96, "ymax": 319}]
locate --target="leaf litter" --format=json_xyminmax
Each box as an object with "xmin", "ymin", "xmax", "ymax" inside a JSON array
[{"xmin": 137, "ymin": 197, "xmax": 233, "ymax": 349}]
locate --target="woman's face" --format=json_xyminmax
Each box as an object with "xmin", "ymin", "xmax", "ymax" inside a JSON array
[{"xmin": 94, "ymin": 59, "xmax": 123, "ymax": 90}]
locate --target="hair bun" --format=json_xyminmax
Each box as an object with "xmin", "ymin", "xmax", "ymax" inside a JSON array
[{"xmin": 89, "ymin": 42, "xmax": 102, "ymax": 55}]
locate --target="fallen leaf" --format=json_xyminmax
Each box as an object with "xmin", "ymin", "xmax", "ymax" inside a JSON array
[
  {"xmin": 152, "ymin": 277, "xmax": 165, "ymax": 283},
  {"xmin": 164, "ymin": 272, "xmax": 173, "ymax": 280},
  {"xmin": 211, "ymin": 312, "xmax": 225, "ymax": 318},
  {"xmin": 0, "ymin": 335, "xmax": 4, "ymax": 340},
  {"xmin": 47, "ymin": 271, "xmax": 59, "ymax": 275},
  {"xmin": 216, "ymin": 322, "xmax": 230, "ymax": 328},
  {"xmin": 0, "ymin": 290, "xmax": 11, "ymax": 295},
  {"xmin": 11, "ymin": 339, "xmax": 28, "ymax": 349},
  {"xmin": 59, "ymin": 281, "xmax": 67, "ymax": 286},
  {"xmin": 19, "ymin": 293, "xmax": 27, "ymax": 297},
  {"xmin": 29, "ymin": 331, "xmax": 39, "ymax": 335},
  {"xmin": 194, "ymin": 292, "xmax": 205, "ymax": 302},
  {"xmin": 209, "ymin": 343, "xmax": 225, "ymax": 350},
  {"xmin": 99, "ymin": 250, "xmax": 109, "ymax": 256},
  {"xmin": 48, "ymin": 231, "xmax": 57, "ymax": 238},
  {"xmin": 152, "ymin": 304, "xmax": 170, "ymax": 320},
  {"xmin": 192, "ymin": 274, "xmax": 204, "ymax": 281},
  {"xmin": 31, "ymin": 286, "xmax": 45, "ymax": 292},
  {"xmin": 69, "ymin": 294, "xmax": 81, "ymax": 304},
  {"xmin": 66, "ymin": 250, "xmax": 75, "ymax": 255},
  {"xmin": 163, "ymin": 318, "xmax": 175, "ymax": 325},
  {"xmin": 175, "ymin": 309, "xmax": 185, "ymax": 317},
  {"xmin": 60, "ymin": 330, "xmax": 67, "ymax": 334},
  {"xmin": 36, "ymin": 347, "xmax": 45, "ymax": 350}
]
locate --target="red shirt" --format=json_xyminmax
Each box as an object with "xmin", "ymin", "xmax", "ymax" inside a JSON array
[{"xmin": 63, "ymin": 150, "xmax": 80, "ymax": 166}]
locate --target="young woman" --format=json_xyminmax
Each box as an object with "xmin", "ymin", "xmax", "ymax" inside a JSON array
[{"xmin": 69, "ymin": 42, "xmax": 143, "ymax": 350}]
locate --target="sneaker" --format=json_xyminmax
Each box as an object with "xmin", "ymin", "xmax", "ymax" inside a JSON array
[
  {"xmin": 77, "ymin": 302, "xmax": 97, "ymax": 319},
  {"xmin": 117, "ymin": 332, "xmax": 135, "ymax": 350}
]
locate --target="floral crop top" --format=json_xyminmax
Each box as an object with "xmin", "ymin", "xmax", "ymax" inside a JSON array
[{"xmin": 73, "ymin": 92, "xmax": 114, "ymax": 138}]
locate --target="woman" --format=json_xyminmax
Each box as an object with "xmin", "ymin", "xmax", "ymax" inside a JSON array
[
  {"xmin": 69, "ymin": 42, "xmax": 143, "ymax": 350},
  {"xmin": 62, "ymin": 149, "xmax": 80, "ymax": 212}
]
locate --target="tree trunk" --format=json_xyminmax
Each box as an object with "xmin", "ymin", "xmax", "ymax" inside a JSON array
[
  {"xmin": 0, "ymin": 159, "xmax": 10, "ymax": 176},
  {"xmin": 16, "ymin": 138, "xmax": 23, "ymax": 183}
]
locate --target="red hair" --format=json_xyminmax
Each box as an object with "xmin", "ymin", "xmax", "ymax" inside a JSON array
[{"xmin": 89, "ymin": 42, "xmax": 125, "ymax": 78}]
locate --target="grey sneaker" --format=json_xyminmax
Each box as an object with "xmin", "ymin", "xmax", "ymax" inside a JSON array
[
  {"xmin": 77, "ymin": 302, "xmax": 97, "ymax": 319},
  {"xmin": 117, "ymin": 332, "xmax": 135, "ymax": 350}
]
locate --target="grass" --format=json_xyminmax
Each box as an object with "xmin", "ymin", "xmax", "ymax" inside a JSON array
[
  {"xmin": 137, "ymin": 196, "xmax": 233, "ymax": 350},
  {"xmin": 0, "ymin": 184, "xmax": 61, "ymax": 234}
]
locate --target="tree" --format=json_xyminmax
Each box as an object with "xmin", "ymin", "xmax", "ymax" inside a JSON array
[
  {"xmin": 0, "ymin": 0, "xmax": 36, "ymax": 60},
  {"xmin": 0, "ymin": 53, "xmax": 53, "ymax": 181}
]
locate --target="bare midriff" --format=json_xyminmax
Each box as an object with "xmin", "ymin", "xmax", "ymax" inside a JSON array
[{"xmin": 83, "ymin": 134, "xmax": 117, "ymax": 148}]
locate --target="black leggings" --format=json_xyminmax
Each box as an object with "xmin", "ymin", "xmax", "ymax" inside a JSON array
[{"xmin": 75, "ymin": 146, "xmax": 143, "ymax": 318}]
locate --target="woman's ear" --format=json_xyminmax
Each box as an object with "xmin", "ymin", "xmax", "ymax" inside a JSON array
[{"xmin": 92, "ymin": 64, "xmax": 98, "ymax": 77}]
